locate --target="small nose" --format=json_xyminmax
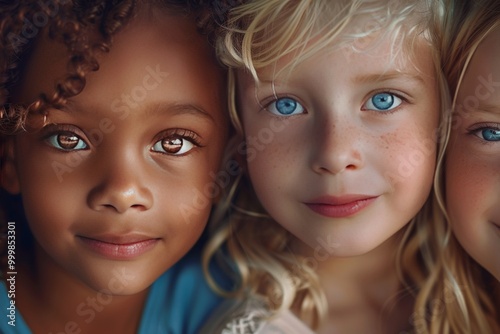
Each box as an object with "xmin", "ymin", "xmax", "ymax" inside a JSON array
[
  {"xmin": 87, "ymin": 161, "xmax": 153, "ymax": 214},
  {"xmin": 310, "ymin": 118, "xmax": 364, "ymax": 174}
]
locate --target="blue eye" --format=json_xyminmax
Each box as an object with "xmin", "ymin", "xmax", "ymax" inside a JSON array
[
  {"xmin": 151, "ymin": 135, "xmax": 196, "ymax": 155},
  {"xmin": 364, "ymin": 93, "xmax": 402, "ymax": 111},
  {"xmin": 267, "ymin": 97, "xmax": 305, "ymax": 116},
  {"xmin": 47, "ymin": 133, "xmax": 88, "ymax": 151},
  {"xmin": 477, "ymin": 128, "xmax": 500, "ymax": 141}
]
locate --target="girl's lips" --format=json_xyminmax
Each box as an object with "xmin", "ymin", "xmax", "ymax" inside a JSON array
[
  {"xmin": 77, "ymin": 236, "xmax": 159, "ymax": 260},
  {"xmin": 305, "ymin": 196, "xmax": 378, "ymax": 218}
]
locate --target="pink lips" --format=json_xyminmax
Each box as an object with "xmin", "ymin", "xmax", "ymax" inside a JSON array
[
  {"xmin": 77, "ymin": 235, "xmax": 159, "ymax": 260},
  {"xmin": 305, "ymin": 195, "xmax": 377, "ymax": 218}
]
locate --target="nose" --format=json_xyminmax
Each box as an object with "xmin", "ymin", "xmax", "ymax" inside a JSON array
[
  {"xmin": 87, "ymin": 157, "xmax": 153, "ymax": 213},
  {"xmin": 310, "ymin": 116, "xmax": 364, "ymax": 174}
]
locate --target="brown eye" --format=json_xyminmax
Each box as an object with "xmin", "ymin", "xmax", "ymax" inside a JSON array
[
  {"xmin": 152, "ymin": 135, "xmax": 195, "ymax": 155},
  {"xmin": 58, "ymin": 134, "xmax": 80, "ymax": 149},
  {"xmin": 162, "ymin": 137, "xmax": 183, "ymax": 154},
  {"xmin": 47, "ymin": 132, "xmax": 88, "ymax": 151}
]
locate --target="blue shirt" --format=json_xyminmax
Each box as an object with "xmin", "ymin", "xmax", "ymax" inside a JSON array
[{"xmin": 0, "ymin": 245, "xmax": 228, "ymax": 333}]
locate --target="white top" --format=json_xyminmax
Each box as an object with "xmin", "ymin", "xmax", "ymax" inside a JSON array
[{"xmin": 202, "ymin": 298, "xmax": 315, "ymax": 334}]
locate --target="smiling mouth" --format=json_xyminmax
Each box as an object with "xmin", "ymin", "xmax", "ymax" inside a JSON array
[
  {"xmin": 305, "ymin": 196, "xmax": 378, "ymax": 218},
  {"xmin": 492, "ymin": 221, "xmax": 500, "ymax": 233},
  {"xmin": 77, "ymin": 236, "xmax": 160, "ymax": 260}
]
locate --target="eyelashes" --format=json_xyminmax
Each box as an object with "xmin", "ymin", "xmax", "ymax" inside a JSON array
[
  {"xmin": 42, "ymin": 124, "xmax": 203, "ymax": 156},
  {"xmin": 468, "ymin": 123, "xmax": 500, "ymax": 143},
  {"xmin": 261, "ymin": 91, "xmax": 407, "ymax": 117},
  {"xmin": 265, "ymin": 97, "xmax": 305, "ymax": 116},
  {"xmin": 362, "ymin": 92, "xmax": 403, "ymax": 112},
  {"xmin": 151, "ymin": 129, "xmax": 202, "ymax": 155}
]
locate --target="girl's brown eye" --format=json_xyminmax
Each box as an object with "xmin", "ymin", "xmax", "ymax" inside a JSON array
[
  {"xmin": 161, "ymin": 137, "xmax": 183, "ymax": 154},
  {"xmin": 151, "ymin": 134, "xmax": 196, "ymax": 155},
  {"xmin": 58, "ymin": 134, "xmax": 80, "ymax": 149},
  {"xmin": 46, "ymin": 131, "xmax": 88, "ymax": 151}
]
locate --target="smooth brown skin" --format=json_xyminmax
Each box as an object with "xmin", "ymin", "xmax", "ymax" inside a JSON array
[{"xmin": 1, "ymin": 10, "xmax": 227, "ymax": 333}]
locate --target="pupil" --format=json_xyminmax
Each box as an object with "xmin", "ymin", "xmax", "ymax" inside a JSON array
[
  {"xmin": 373, "ymin": 93, "xmax": 393, "ymax": 110},
  {"xmin": 162, "ymin": 137, "xmax": 182, "ymax": 153},
  {"xmin": 58, "ymin": 134, "xmax": 79, "ymax": 149},
  {"xmin": 484, "ymin": 129, "xmax": 500, "ymax": 141},
  {"xmin": 277, "ymin": 98, "xmax": 297, "ymax": 115}
]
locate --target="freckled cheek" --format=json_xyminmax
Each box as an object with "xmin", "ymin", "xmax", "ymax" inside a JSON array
[{"xmin": 379, "ymin": 129, "xmax": 435, "ymax": 165}]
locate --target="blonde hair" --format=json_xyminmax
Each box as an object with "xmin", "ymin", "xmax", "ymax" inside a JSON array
[
  {"xmin": 204, "ymin": 0, "xmax": 453, "ymax": 331},
  {"xmin": 416, "ymin": 0, "xmax": 500, "ymax": 333}
]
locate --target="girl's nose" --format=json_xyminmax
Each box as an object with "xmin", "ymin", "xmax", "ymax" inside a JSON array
[
  {"xmin": 87, "ymin": 155, "xmax": 153, "ymax": 213},
  {"xmin": 310, "ymin": 116, "xmax": 364, "ymax": 175}
]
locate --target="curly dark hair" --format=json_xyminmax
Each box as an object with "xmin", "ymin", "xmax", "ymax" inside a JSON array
[
  {"xmin": 0, "ymin": 0, "xmax": 222, "ymax": 275},
  {"xmin": 0, "ymin": 0, "xmax": 220, "ymax": 135}
]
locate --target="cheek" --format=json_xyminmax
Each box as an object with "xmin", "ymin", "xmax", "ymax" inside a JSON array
[
  {"xmin": 445, "ymin": 146, "xmax": 491, "ymax": 223},
  {"xmin": 14, "ymin": 140, "xmax": 74, "ymax": 227},
  {"xmin": 379, "ymin": 127, "xmax": 437, "ymax": 186},
  {"xmin": 159, "ymin": 159, "xmax": 222, "ymax": 226}
]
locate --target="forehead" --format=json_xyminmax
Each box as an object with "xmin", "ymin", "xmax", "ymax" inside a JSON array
[
  {"xmin": 459, "ymin": 25, "xmax": 500, "ymax": 100},
  {"xmin": 13, "ymin": 12, "xmax": 223, "ymax": 107},
  {"xmin": 253, "ymin": 32, "xmax": 435, "ymax": 85}
]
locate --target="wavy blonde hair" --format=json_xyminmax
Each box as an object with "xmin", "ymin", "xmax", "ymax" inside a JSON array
[{"xmin": 204, "ymin": 0, "xmax": 456, "ymax": 331}]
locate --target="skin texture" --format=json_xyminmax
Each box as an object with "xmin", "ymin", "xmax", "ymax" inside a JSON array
[
  {"xmin": 236, "ymin": 32, "xmax": 439, "ymax": 333},
  {"xmin": 2, "ymin": 10, "xmax": 227, "ymax": 333},
  {"xmin": 237, "ymin": 35, "xmax": 439, "ymax": 257},
  {"xmin": 446, "ymin": 25, "xmax": 500, "ymax": 280}
]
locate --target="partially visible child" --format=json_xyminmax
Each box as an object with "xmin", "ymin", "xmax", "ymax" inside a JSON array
[
  {"xmin": 431, "ymin": 0, "xmax": 500, "ymax": 331},
  {"xmin": 203, "ymin": 0, "xmax": 458, "ymax": 333},
  {"xmin": 442, "ymin": 0, "xmax": 500, "ymax": 282},
  {"xmin": 0, "ymin": 0, "xmax": 228, "ymax": 333}
]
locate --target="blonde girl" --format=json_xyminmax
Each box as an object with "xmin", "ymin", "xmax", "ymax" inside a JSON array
[
  {"xmin": 202, "ymin": 0, "xmax": 462, "ymax": 333},
  {"xmin": 424, "ymin": 0, "xmax": 500, "ymax": 332}
]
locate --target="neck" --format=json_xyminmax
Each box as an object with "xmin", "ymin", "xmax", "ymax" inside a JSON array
[
  {"xmin": 14, "ymin": 244, "xmax": 148, "ymax": 333},
  {"xmin": 294, "ymin": 230, "xmax": 414, "ymax": 334}
]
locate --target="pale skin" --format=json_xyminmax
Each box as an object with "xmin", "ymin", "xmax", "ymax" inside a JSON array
[
  {"xmin": 1, "ymin": 9, "xmax": 227, "ymax": 334},
  {"xmin": 237, "ymin": 32, "xmax": 439, "ymax": 333},
  {"xmin": 446, "ymin": 25, "xmax": 500, "ymax": 281}
]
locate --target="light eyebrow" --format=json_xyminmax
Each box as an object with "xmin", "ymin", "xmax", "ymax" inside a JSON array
[
  {"xmin": 473, "ymin": 103, "xmax": 500, "ymax": 116},
  {"xmin": 354, "ymin": 72, "xmax": 426, "ymax": 85}
]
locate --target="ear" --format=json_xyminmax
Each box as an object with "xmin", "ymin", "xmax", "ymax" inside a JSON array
[{"xmin": 0, "ymin": 136, "xmax": 21, "ymax": 194}]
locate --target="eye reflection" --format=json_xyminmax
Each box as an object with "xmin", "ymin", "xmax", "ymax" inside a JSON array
[
  {"xmin": 47, "ymin": 133, "xmax": 88, "ymax": 151},
  {"xmin": 364, "ymin": 93, "xmax": 402, "ymax": 111},
  {"xmin": 152, "ymin": 135, "xmax": 195, "ymax": 155},
  {"xmin": 267, "ymin": 97, "xmax": 305, "ymax": 116}
]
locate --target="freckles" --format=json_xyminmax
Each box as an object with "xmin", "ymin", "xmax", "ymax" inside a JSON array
[{"xmin": 378, "ymin": 132, "xmax": 406, "ymax": 157}]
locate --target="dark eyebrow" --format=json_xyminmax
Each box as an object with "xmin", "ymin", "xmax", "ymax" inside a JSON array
[
  {"xmin": 62, "ymin": 101, "xmax": 215, "ymax": 122},
  {"xmin": 354, "ymin": 72, "xmax": 426, "ymax": 85},
  {"xmin": 144, "ymin": 103, "xmax": 215, "ymax": 122}
]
